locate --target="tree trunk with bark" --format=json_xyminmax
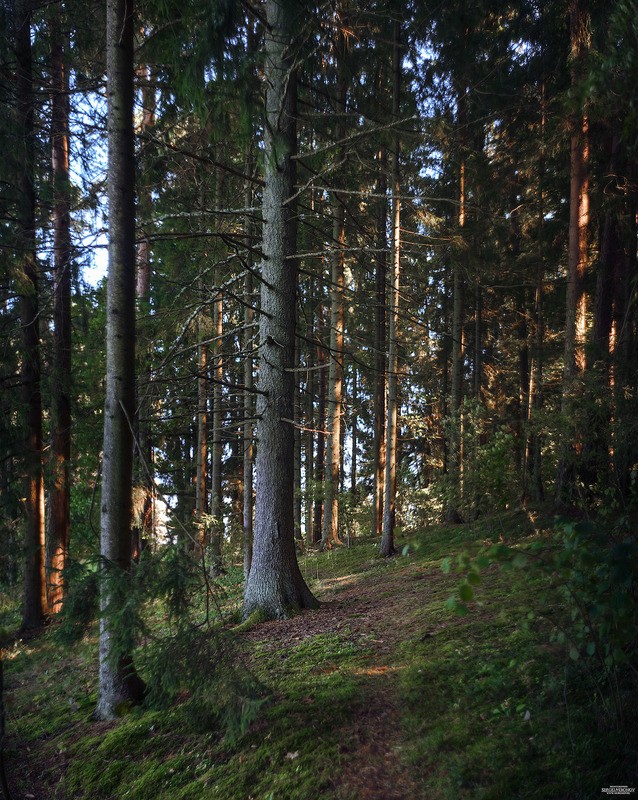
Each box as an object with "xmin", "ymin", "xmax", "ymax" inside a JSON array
[
  {"xmin": 95, "ymin": 0, "xmax": 145, "ymax": 720},
  {"xmin": 556, "ymin": 0, "xmax": 590, "ymax": 503},
  {"xmin": 381, "ymin": 20, "xmax": 401, "ymax": 557},
  {"xmin": 132, "ymin": 63, "xmax": 156, "ymax": 560},
  {"xmin": 445, "ymin": 84, "xmax": 467, "ymax": 525},
  {"xmin": 16, "ymin": 0, "xmax": 48, "ymax": 630},
  {"xmin": 243, "ymin": 162, "xmax": 255, "ymax": 579},
  {"xmin": 48, "ymin": 0, "xmax": 72, "ymax": 613},
  {"xmin": 372, "ymin": 147, "xmax": 387, "ymax": 538},
  {"xmin": 242, "ymin": 0, "xmax": 318, "ymax": 619},
  {"xmin": 321, "ymin": 22, "xmax": 347, "ymax": 550},
  {"xmin": 313, "ymin": 299, "xmax": 327, "ymax": 542}
]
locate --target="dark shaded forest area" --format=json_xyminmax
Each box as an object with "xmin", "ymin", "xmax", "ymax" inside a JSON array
[{"xmin": 0, "ymin": 0, "xmax": 637, "ymax": 797}]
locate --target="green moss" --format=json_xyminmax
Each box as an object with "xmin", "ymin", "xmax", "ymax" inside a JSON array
[{"xmin": 4, "ymin": 511, "xmax": 637, "ymax": 800}]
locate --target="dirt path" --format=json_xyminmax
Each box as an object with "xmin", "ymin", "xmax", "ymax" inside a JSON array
[{"xmin": 243, "ymin": 557, "xmax": 442, "ymax": 799}]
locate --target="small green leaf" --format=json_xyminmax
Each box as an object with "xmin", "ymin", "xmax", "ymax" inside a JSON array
[
  {"xmin": 569, "ymin": 646, "xmax": 579, "ymax": 661},
  {"xmin": 441, "ymin": 557, "xmax": 452, "ymax": 574},
  {"xmin": 444, "ymin": 596, "xmax": 457, "ymax": 612},
  {"xmin": 459, "ymin": 583, "xmax": 474, "ymax": 603},
  {"xmin": 512, "ymin": 553, "xmax": 528, "ymax": 569},
  {"xmin": 586, "ymin": 642, "xmax": 596, "ymax": 656}
]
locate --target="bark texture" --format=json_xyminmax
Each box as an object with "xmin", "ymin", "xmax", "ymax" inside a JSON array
[
  {"xmin": 95, "ymin": 0, "xmax": 145, "ymax": 720},
  {"xmin": 243, "ymin": 166, "xmax": 255, "ymax": 578},
  {"xmin": 381, "ymin": 21, "xmax": 401, "ymax": 557},
  {"xmin": 242, "ymin": 0, "xmax": 318, "ymax": 619},
  {"xmin": 49, "ymin": 1, "xmax": 72, "ymax": 612},
  {"xmin": 372, "ymin": 148, "xmax": 387, "ymax": 538},
  {"xmin": 16, "ymin": 0, "xmax": 48, "ymax": 630},
  {"xmin": 556, "ymin": 0, "xmax": 590, "ymax": 502},
  {"xmin": 321, "ymin": 21, "xmax": 347, "ymax": 550}
]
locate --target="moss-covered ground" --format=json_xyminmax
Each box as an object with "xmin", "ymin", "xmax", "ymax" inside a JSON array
[{"xmin": 3, "ymin": 508, "xmax": 636, "ymax": 799}]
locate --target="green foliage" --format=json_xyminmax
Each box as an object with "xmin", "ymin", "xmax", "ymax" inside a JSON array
[
  {"xmin": 141, "ymin": 626, "xmax": 265, "ymax": 740},
  {"xmin": 445, "ymin": 517, "xmax": 638, "ymax": 728},
  {"xmin": 54, "ymin": 559, "xmax": 100, "ymax": 645}
]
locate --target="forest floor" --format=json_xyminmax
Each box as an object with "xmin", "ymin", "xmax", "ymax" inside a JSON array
[{"xmin": 2, "ymin": 508, "xmax": 637, "ymax": 799}]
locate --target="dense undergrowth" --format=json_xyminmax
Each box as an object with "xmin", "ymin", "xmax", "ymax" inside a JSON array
[{"xmin": 2, "ymin": 508, "xmax": 636, "ymax": 799}]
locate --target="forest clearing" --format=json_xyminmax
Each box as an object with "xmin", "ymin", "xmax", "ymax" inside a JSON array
[{"xmin": 3, "ymin": 509, "xmax": 637, "ymax": 799}]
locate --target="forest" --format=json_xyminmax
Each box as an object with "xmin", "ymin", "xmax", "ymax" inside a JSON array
[{"xmin": 1, "ymin": 0, "xmax": 637, "ymax": 797}]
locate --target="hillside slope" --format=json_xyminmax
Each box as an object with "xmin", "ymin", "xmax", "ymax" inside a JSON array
[{"xmin": 4, "ymin": 511, "xmax": 636, "ymax": 799}]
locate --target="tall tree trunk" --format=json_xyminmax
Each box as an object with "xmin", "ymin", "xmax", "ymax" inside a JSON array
[
  {"xmin": 313, "ymin": 299, "xmax": 327, "ymax": 542},
  {"xmin": 95, "ymin": 0, "xmax": 145, "ymax": 720},
  {"xmin": 445, "ymin": 76, "xmax": 468, "ymax": 524},
  {"xmin": 294, "ymin": 334, "xmax": 303, "ymax": 541},
  {"xmin": 304, "ymin": 283, "xmax": 315, "ymax": 546},
  {"xmin": 48, "ymin": 0, "xmax": 72, "ymax": 613},
  {"xmin": 243, "ymin": 157, "xmax": 255, "ymax": 579},
  {"xmin": 16, "ymin": 0, "xmax": 48, "ymax": 630},
  {"xmin": 582, "ymin": 132, "xmax": 621, "ymax": 492},
  {"xmin": 132, "ymin": 62, "xmax": 156, "ymax": 560},
  {"xmin": 381, "ymin": 20, "xmax": 401, "ymax": 557},
  {"xmin": 322, "ymin": 23, "xmax": 347, "ymax": 550},
  {"xmin": 372, "ymin": 147, "xmax": 387, "ymax": 538},
  {"xmin": 210, "ymin": 170, "xmax": 224, "ymax": 573},
  {"xmin": 526, "ymin": 80, "xmax": 547, "ymax": 503},
  {"xmin": 556, "ymin": 0, "xmax": 590, "ymax": 503},
  {"xmin": 612, "ymin": 185, "xmax": 636, "ymax": 498},
  {"xmin": 242, "ymin": 0, "xmax": 318, "ymax": 619},
  {"xmin": 351, "ymin": 364, "xmax": 357, "ymax": 497},
  {"xmin": 195, "ymin": 320, "xmax": 208, "ymax": 546}
]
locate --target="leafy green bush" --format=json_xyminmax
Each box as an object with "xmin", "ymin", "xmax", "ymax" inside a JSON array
[{"xmin": 444, "ymin": 518, "xmax": 637, "ymax": 727}]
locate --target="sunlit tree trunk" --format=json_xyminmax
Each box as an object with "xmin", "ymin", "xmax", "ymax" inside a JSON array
[
  {"xmin": 381, "ymin": 20, "xmax": 401, "ymax": 557},
  {"xmin": 322, "ymin": 20, "xmax": 347, "ymax": 550},
  {"xmin": 556, "ymin": 0, "xmax": 590, "ymax": 502},
  {"xmin": 351, "ymin": 364, "xmax": 358, "ymax": 497},
  {"xmin": 48, "ymin": 0, "xmax": 72, "ymax": 612},
  {"xmin": 372, "ymin": 147, "xmax": 387, "ymax": 538},
  {"xmin": 445, "ymin": 82, "xmax": 467, "ymax": 524},
  {"xmin": 95, "ymin": 0, "xmax": 145, "ymax": 720},
  {"xmin": 242, "ymin": 0, "xmax": 318, "ymax": 619},
  {"xmin": 195, "ymin": 317, "xmax": 208, "ymax": 546},
  {"xmin": 16, "ymin": 0, "xmax": 48, "ymax": 629}
]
